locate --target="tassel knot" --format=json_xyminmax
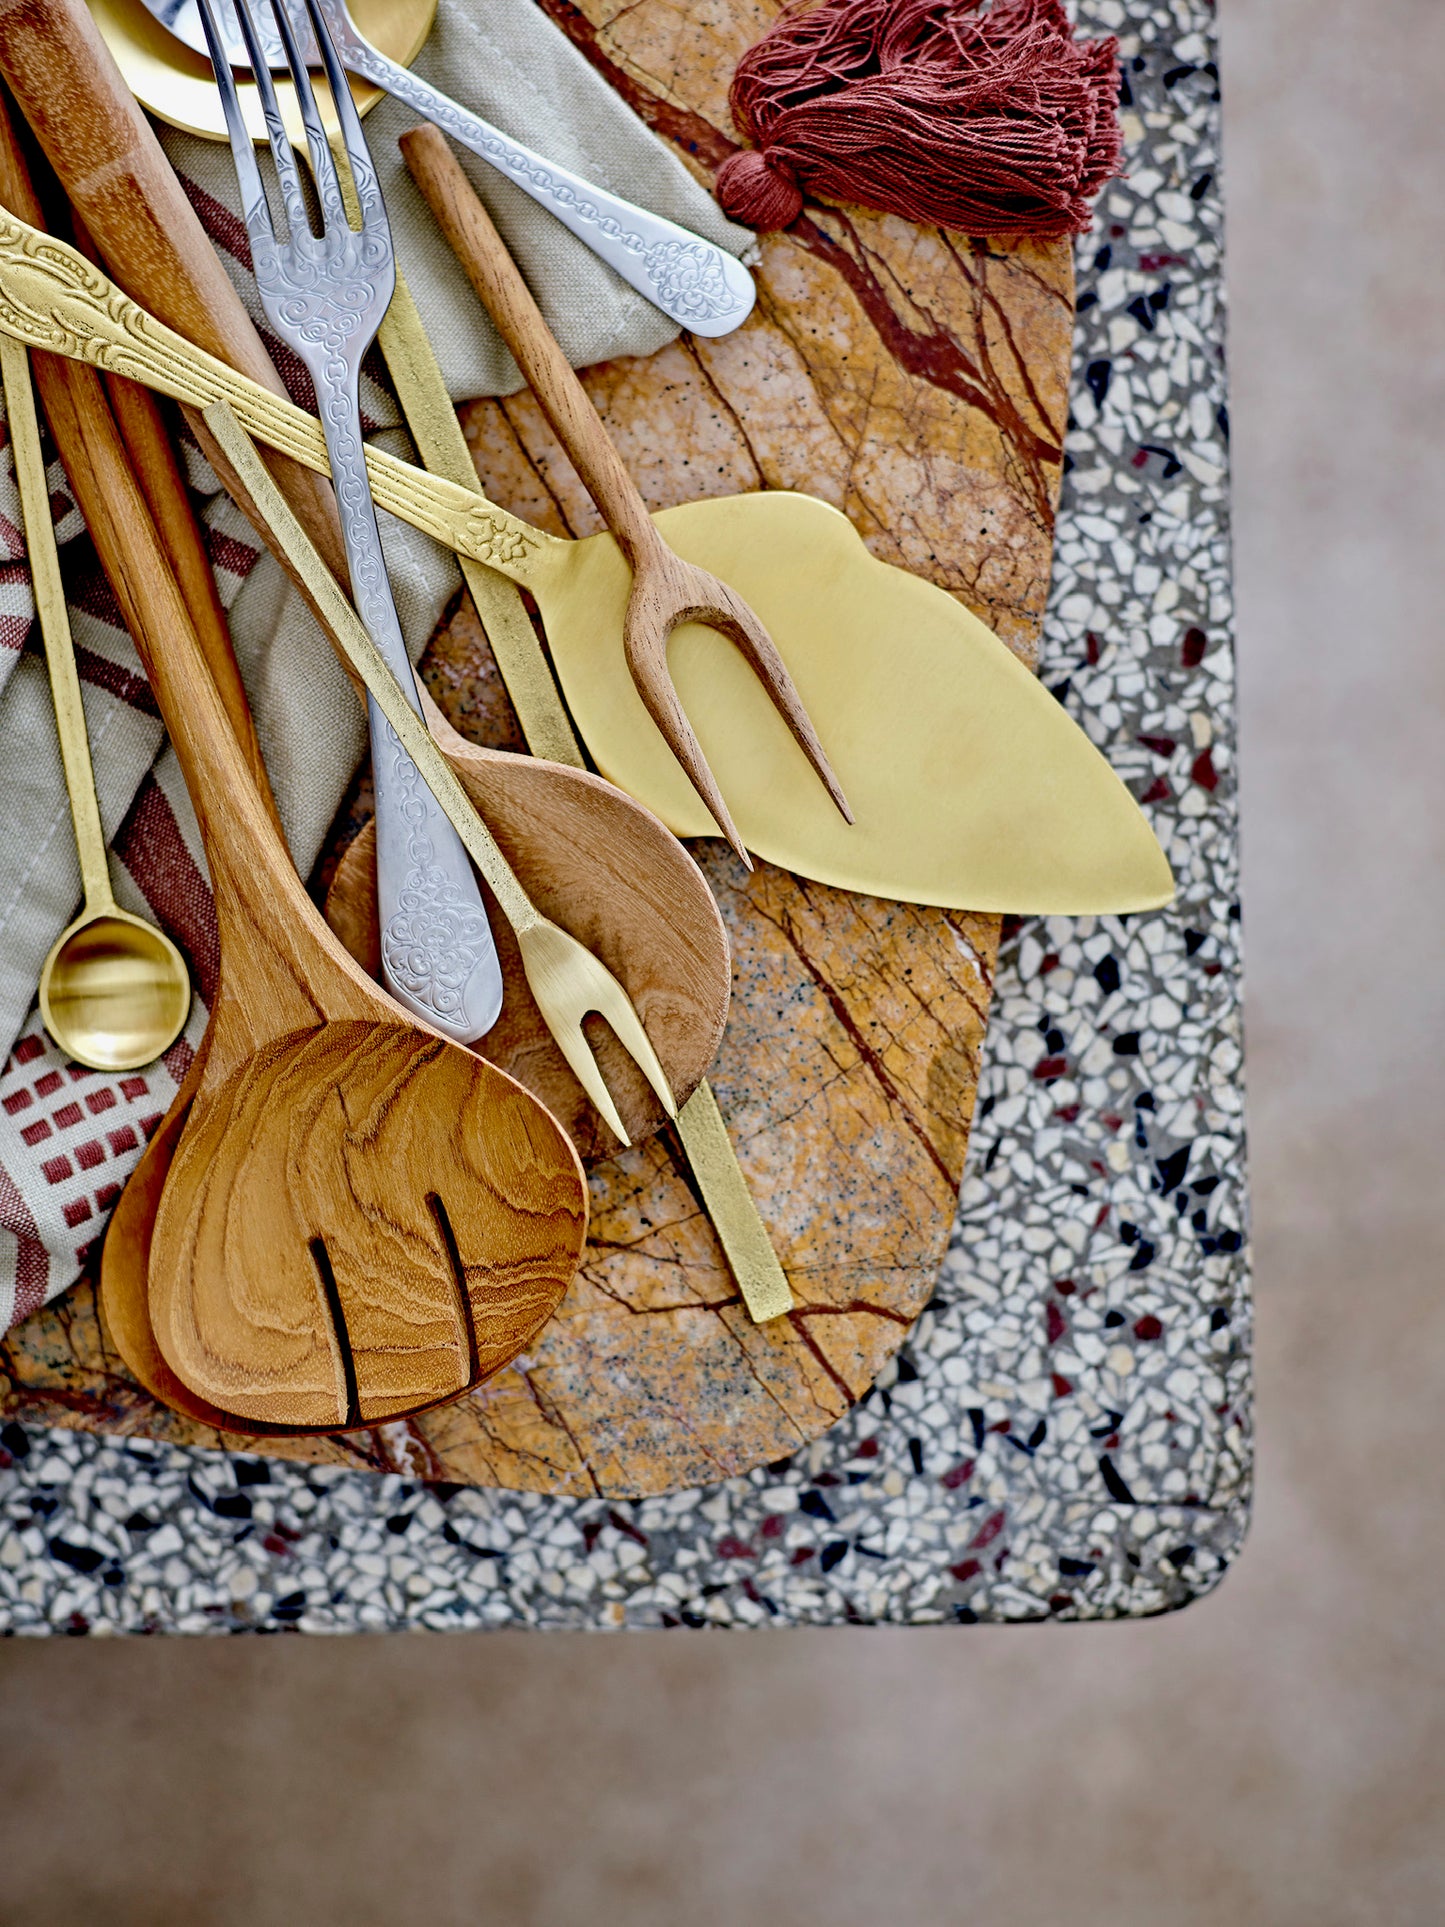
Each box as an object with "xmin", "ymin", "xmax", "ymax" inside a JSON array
[
  {"xmin": 716, "ymin": 0, "xmax": 1123, "ymax": 239},
  {"xmin": 715, "ymin": 147, "xmax": 806, "ymax": 229}
]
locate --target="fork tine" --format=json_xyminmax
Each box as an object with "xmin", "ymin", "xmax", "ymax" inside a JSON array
[
  {"xmin": 622, "ymin": 604, "xmax": 752, "ymax": 867},
  {"xmin": 194, "ymin": 0, "xmax": 278, "ymax": 233},
  {"xmin": 267, "ymin": 0, "xmax": 346, "ymax": 228},
  {"xmin": 549, "ymin": 1022, "xmax": 632, "ymax": 1149},
  {"xmin": 513, "ymin": 919, "xmax": 678, "ymax": 1146},
  {"xmin": 293, "ymin": 0, "xmax": 385, "ymax": 240},
  {"xmin": 583, "ymin": 958, "xmax": 679, "ymax": 1124},
  {"xmin": 703, "ymin": 579, "xmax": 854, "ymax": 825},
  {"xmin": 227, "ymin": 0, "xmax": 313, "ymax": 247}
]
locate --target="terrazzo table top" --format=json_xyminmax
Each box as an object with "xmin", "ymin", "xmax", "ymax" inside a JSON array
[{"xmin": 0, "ymin": 0, "xmax": 1248, "ymax": 1632}]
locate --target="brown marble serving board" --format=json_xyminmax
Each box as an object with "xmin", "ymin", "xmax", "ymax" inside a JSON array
[{"xmin": 0, "ymin": 0, "xmax": 1073, "ymax": 1498}]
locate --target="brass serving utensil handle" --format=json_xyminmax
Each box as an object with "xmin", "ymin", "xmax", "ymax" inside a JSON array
[
  {"xmin": 0, "ymin": 209, "xmax": 564, "ymax": 580},
  {"xmin": 1, "ymin": 333, "xmax": 111, "ymax": 916},
  {"xmin": 0, "ymin": 331, "xmax": 191, "ymax": 1071}
]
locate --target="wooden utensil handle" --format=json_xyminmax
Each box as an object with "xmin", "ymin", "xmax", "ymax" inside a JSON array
[
  {"xmin": 0, "ymin": 86, "xmax": 284, "ymax": 839},
  {"xmin": 34, "ymin": 352, "xmax": 259, "ymax": 875},
  {"xmin": 103, "ymin": 373, "xmax": 282, "ymax": 825},
  {"xmin": 0, "ymin": 0, "xmax": 346, "ymax": 579},
  {"xmin": 402, "ymin": 124, "xmax": 661, "ymax": 567}
]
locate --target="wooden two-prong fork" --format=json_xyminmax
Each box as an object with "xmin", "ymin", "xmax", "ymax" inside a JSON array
[
  {"xmin": 205, "ymin": 400, "xmax": 677, "ymax": 1145},
  {"xmin": 403, "ymin": 123, "xmax": 853, "ymax": 868}
]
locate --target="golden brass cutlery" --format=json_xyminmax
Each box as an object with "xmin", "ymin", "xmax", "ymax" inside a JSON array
[{"xmin": 0, "ymin": 331, "xmax": 191, "ymax": 1071}]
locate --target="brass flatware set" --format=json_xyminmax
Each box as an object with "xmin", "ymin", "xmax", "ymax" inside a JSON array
[{"xmin": 0, "ymin": 0, "xmax": 1173, "ymax": 1437}]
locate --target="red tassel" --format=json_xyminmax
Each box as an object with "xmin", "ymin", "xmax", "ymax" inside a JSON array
[{"xmin": 716, "ymin": 0, "xmax": 1122, "ymax": 238}]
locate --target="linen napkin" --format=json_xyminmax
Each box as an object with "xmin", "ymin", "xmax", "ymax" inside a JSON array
[{"xmin": 0, "ymin": 0, "xmax": 752, "ymax": 1331}]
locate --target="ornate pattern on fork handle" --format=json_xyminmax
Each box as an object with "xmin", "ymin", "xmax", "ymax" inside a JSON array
[{"xmin": 238, "ymin": 53, "xmax": 503, "ymax": 1040}]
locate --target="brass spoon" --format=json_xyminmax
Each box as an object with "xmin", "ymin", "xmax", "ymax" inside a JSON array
[{"xmin": 0, "ymin": 334, "xmax": 190, "ymax": 1071}]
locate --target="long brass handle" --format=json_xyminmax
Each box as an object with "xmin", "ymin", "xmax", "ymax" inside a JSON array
[
  {"xmin": 0, "ymin": 333, "xmax": 114, "ymax": 914},
  {"xmin": 366, "ymin": 236, "xmax": 794, "ymax": 1326}
]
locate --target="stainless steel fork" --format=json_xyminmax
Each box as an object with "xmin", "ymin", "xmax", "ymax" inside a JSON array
[
  {"xmin": 141, "ymin": 0, "xmax": 755, "ymax": 337},
  {"xmin": 196, "ymin": 0, "xmax": 504, "ymax": 1046}
]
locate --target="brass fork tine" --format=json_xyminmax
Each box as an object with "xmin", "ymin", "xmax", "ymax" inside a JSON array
[
  {"xmin": 515, "ymin": 922, "xmax": 677, "ymax": 1144},
  {"xmin": 517, "ymin": 928, "xmax": 662, "ymax": 1149},
  {"xmin": 204, "ymin": 400, "xmax": 679, "ymax": 1145}
]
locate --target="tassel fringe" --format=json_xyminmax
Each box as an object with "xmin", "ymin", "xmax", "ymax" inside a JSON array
[{"xmin": 716, "ymin": 0, "xmax": 1123, "ymax": 238}]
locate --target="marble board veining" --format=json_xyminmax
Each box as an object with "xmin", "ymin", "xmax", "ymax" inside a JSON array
[
  {"xmin": 0, "ymin": 0, "xmax": 1249, "ymax": 1631},
  {"xmin": 0, "ymin": 0, "xmax": 1072, "ymax": 1497}
]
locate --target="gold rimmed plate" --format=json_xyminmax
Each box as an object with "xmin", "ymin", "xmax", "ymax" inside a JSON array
[{"xmin": 91, "ymin": 0, "xmax": 437, "ymax": 141}]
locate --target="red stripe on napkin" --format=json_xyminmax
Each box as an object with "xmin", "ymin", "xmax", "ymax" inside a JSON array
[
  {"xmin": 73, "ymin": 642, "xmax": 160, "ymax": 719},
  {"xmin": 0, "ymin": 1158, "xmax": 50, "ymax": 1321},
  {"xmin": 207, "ymin": 527, "xmax": 264, "ymax": 582},
  {"xmin": 173, "ymin": 170, "xmax": 254, "ymax": 273},
  {"xmin": 112, "ymin": 775, "xmax": 222, "ymax": 1010}
]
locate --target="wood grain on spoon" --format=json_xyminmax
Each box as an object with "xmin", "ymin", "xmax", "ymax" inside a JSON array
[
  {"xmin": 324, "ymin": 742, "xmax": 729, "ymax": 1160},
  {"xmin": 0, "ymin": 0, "xmax": 346, "ymax": 578}
]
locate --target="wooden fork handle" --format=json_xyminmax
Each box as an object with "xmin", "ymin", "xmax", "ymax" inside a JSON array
[
  {"xmin": 402, "ymin": 124, "xmax": 662, "ymax": 568},
  {"xmin": 0, "ymin": 0, "xmax": 346, "ymax": 581}
]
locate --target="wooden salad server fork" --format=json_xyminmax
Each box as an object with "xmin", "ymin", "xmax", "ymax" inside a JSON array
[
  {"xmin": 35, "ymin": 310, "xmax": 590, "ymax": 1432},
  {"xmin": 401, "ymin": 124, "xmax": 850, "ymax": 867}
]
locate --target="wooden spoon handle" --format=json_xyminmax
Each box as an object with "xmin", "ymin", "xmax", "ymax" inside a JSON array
[
  {"xmin": 33, "ymin": 354, "xmax": 259, "ymax": 886},
  {"xmin": 402, "ymin": 124, "xmax": 661, "ymax": 567},
  {"xmin": 32, "ymin": 337, "xmax": 349, "ymax": 1041},
  {"xmin": 0, "ymin": 0, "xmax": 345, "ymax": 578},
  {"xmin": 103, "ymin": 372, "xmax": 281, "ymax": 824},
  {"xmin": 0, "ymin": 87, "xmax": 283, "ymax": 837}
]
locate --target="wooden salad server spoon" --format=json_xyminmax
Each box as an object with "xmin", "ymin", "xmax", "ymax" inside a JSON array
[
  {"xmin": 37, "ymin": 312, "xmax": 590, "ymax": 1433},
  {"xmin": 0, "ymin": 85, "xmax": 284, "ymax": 1421}
]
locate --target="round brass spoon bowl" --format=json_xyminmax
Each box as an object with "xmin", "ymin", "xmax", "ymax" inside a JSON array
[
  {"xmin": 0, "ymin": 333, "xmax": 192, "ymax": 1074},
  {"xmin": 40, "ymin": 906, "xmax": 191, "ymax": 1073}
]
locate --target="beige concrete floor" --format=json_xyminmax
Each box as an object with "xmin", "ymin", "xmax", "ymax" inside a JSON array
[{"xmin": 3, "ymin": 2, "xmax": 1444, "ymax": 1920}]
